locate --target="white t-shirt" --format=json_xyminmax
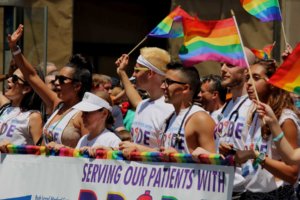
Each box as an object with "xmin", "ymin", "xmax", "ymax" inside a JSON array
[
  {"xmin": 76, "ymin": 129, "xmax": 121, "ymax": 149},
  {"xmin": 164, "ymin": 105, "xmax": 205, "ymax": 154},
  {"xmin": 0, "ymin": 106, "xmax": 40, "ymax": 145},
  {"xmin": 131, "ymin": 96, "xmax": 174, "ymax": 148},
  {"xmin": 211, "ymin": 107, "xmax": 222, "ymax": 123},
  {"xmin": 215, "ymin": 95, "xmax": 253, "ymax": 192}
]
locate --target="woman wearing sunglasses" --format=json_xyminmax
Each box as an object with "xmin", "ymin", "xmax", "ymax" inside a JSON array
[
  {"xmin": 8, "ymin": 24, "xmax": 92, "ymax": 149},
  {"xmin": 0, "ymin": 67, "xmax": 44, "ymax": 152}
]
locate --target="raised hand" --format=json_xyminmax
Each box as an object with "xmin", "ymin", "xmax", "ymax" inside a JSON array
[
  {"xmin": 253, "ymin": 99, "xmax": 278, "ymax": 125},
  {"xmin": 7, "ymin": 24, "xmax": 24, "ymax": 49},
  {"xmin": 115, "ymin": 54, "xmax": 129, "ymax": 74},
  {"xmin": 282, "ymin": 44, "xmax": 293, "ymax": 61}
]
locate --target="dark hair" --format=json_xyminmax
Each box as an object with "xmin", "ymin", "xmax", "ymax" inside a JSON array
[
  {"xmin": 20, "ymin": 67, "xmax": 44, "ymax": 111},
  {"xmin": 202, "ymin": 74, "xmax": 227, "ymax": 103},
  {"xmin": 166, "ymin": 62, "xmax": 201, "ymax": 99},
  {"xmin": 66, "ymin": 54, "xmax": 92, "ymax": 99}
]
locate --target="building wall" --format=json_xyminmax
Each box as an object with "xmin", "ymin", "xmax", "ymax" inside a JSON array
[
  {"xmin": 0, "ymin": 0, "xmax": 73, "ymax": 68},
  {"xmin": 1, "ymin": 0, "xmax": 299, "ymax": 78}
]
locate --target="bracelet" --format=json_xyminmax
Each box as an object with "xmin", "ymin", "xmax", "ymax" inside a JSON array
[
  {"xmin": 12, "ymin": 45, "xmax": 21, "ymax": 56},
  {"xmin": 253, "ymin": 152, "xmax": 266, "ymax": 169},
  {"xmin": 273, "ymin": 132, "xmax": 284, "ymax": 142}
]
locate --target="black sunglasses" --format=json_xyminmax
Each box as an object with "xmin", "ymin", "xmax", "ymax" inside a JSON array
[
  {"xmin": 54, "ymin": 75, "xmax": 78, "ymax": 84},
  {"xmin": 9, "ymin": 74, "xmax": 27, "ymax": 84},
  {"xmin": 162, "ymin": 78, "xmax": 186, "ymax": 86}
]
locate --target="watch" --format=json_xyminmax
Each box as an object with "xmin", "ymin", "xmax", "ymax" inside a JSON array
[{"xmin": 253, "ymin": 152, "xmax": 266, "ymax": 168}]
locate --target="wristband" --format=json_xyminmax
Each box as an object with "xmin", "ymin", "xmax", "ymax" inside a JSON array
[
  {"xmin": 253, "ymin": 152, "xmax": 266, "ymax": 169},
  {"xmin": 273, "ymin": 132, "xmax": 284, "ymax": 142},
  {"xmin": 12, "ymin": 45, "xmax": 21, "ymax": 56}
]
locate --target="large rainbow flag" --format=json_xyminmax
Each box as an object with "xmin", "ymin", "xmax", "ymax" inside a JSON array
[
  {"xmin": 179, "ymin": 17, "xmax": 247, "ymax": 67},
  {"xmin": 241, "ymin": 0, "xmax": 282, "ymax": 22},
  {"xmin": 148, "ymin": 6, "xmax": 191, "ymax": 38},
  {"xmin": 268, "ymin": 43, "xmax": 300, "ymax": 95}
]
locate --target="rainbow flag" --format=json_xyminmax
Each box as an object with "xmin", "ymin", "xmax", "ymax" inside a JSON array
[
  {"xmin": 251, "ymin": 43, "xmax": 274, "ymax": 60},
  {"xmin": 268, "ymin": 43, "xmax": 300, "ymax": 95},
  {"xmin": 241, "ymin": 0, "xmax": 282, "ymax": 22},
  {"xmin": 179, "ymin": 17, "xmax": 247, "ymax": 67},
  {"xmin": 148, "ymin": 6, "xmax": 191, "ymax": 38}
]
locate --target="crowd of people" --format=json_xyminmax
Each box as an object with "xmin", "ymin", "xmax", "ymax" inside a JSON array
[{"xmin": 1, "ymin": 24, "xmax": 300, "ymax": 199}]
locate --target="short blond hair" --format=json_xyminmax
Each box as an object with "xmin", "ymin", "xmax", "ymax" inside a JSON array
[{"xmin": 140, "ymin": 47, "xmax": 171, "ymax": 73}]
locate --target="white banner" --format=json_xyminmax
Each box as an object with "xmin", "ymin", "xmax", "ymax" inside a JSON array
[{"xmin": 0, "ymin": 154, "xmax": 234, "ymax": 200}]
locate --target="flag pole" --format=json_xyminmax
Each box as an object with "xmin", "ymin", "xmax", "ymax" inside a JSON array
[
  {"xmin": 127, "ymin": 36, "xmax": 148, "ymax": 56},
  {"xmin": 231, "ymin": 10, "xmax": 261, "ymax": 103},
  {"xmin": 281, "ymin": 22, "xmax": 288, "ymax": 46},
  {"xmin": 276, "ymin": 0, "xmax": 288, "ymax": 46}
]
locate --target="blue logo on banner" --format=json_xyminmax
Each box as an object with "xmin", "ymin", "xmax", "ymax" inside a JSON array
[{"xmin": 1, "ymin": 195, "xmax": 32, "ymax": 200}]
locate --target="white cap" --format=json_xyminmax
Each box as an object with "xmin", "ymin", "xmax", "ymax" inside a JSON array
[{"xmin": 73, "ymin": 92, "xmax": 112, "ymax": 112}]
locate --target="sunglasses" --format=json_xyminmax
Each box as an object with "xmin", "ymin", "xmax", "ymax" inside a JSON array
[
  {"xmin": 162, "ymin": 78, "xmax": 187, "ymax": 86},
  {"xmin": 54, "ymin": 75, "xmax": 78, "ymax": 84},
  {"xmin": 9, "ymin": 74, "xmax": 27, "ymax": 85},
  {"xmin": 134, "ymin": 67, "xmax": 150, "ymax": 72}
]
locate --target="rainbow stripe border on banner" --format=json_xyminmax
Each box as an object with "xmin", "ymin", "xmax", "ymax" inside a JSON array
[{"xmin": 5, "ymin": 145, "xmax": 234, "ymax": 166}]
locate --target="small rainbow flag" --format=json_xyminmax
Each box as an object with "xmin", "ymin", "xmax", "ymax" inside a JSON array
[
  {"xmin": 241, "ymin": 0, "xmax": 282, "ymax": 22},
  {"xmin": 148, "ymin": 6, "xmax": 191, "ymax": 38},
  {"xmin": 251, "ymin": 43, "xmax": 275, "ymax": 60},
  {"xmin": 179, "ymin": 17, "xmax": 247, "ymax": 67},
  {"xmin": 268, "ymin": 43, "xmax": 300, "ymax": 95}
]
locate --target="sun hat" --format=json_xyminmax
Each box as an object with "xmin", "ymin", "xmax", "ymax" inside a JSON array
[{"xmin": 73, "ymin": 92, "xmax": 112, "ymax": 112}]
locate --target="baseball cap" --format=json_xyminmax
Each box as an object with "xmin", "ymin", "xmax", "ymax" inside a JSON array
[{"xmin": 73, "ymin": 92, "xmax": 112, "ymax": 112}]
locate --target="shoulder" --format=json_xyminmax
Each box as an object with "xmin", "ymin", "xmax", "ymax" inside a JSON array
[
  {"xmin": 279, "ymin": 109, "xmax": 299, "ymax": 124},
  {"xmin": 71, "ymin": 110, "xmax": 84, "ymax": 125},
  {"xmin": 187, "ymin": 109, "xmax": 215, "ymax": 129},
  {"xmin": 102, "ymin": 129, "xmax": 121, "ymax": 139},
  {"xmin": 29, "ymin": 111, "xmax": 43, "ymax": 121}
]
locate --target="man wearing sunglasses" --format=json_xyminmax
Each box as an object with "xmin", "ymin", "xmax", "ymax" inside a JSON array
[
  {"xmin": 160, "ymin": 63, "xmax": 216, "ymax": 154},
  {"xmin": 115, "ymin": 47, "xmax": 174, "ymax": 153}
]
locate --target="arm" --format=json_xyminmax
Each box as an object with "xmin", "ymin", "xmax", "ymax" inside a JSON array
[
  {"xmin": 111, "ymin": 90, "xmax": 126, "ymax": 105},
  {"xmin": 186, "ymin": 112, "xmax": 216, "ymax": 153},
  {"xmin": 29, "ymin": 112, "xmax": 43, "ymax": 145},
  {"xmin": 115, "ymin": 54, "xmax": 142, "ymax": 109},
  {"xmin": 235, "ymin": 148, "xmax": 298, "ymax": 184},
  {"xmin": 255, "ymin": 101, "xmax": 300, "ymax": 164},
  {"xmin": 8, "ymin": 24, "xmax": 60, "ymax": 112},
  {"xmin": 281, "ymin": 44, "xmax": 293, "ymax": 61}
]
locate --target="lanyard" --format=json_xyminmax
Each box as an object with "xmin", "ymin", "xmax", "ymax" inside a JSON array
[
  {"xmin": 163, "ymin": 105, "xmax": 193, "ymax": 148},
  {"xmin": 220, "ymin": 96, "xmax": 248, "ymax": 122}
]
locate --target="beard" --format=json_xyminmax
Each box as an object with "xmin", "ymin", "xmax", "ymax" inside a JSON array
[{"xmin": 221, "ymin": 77, "xmax": 244, "ymax": 89}]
